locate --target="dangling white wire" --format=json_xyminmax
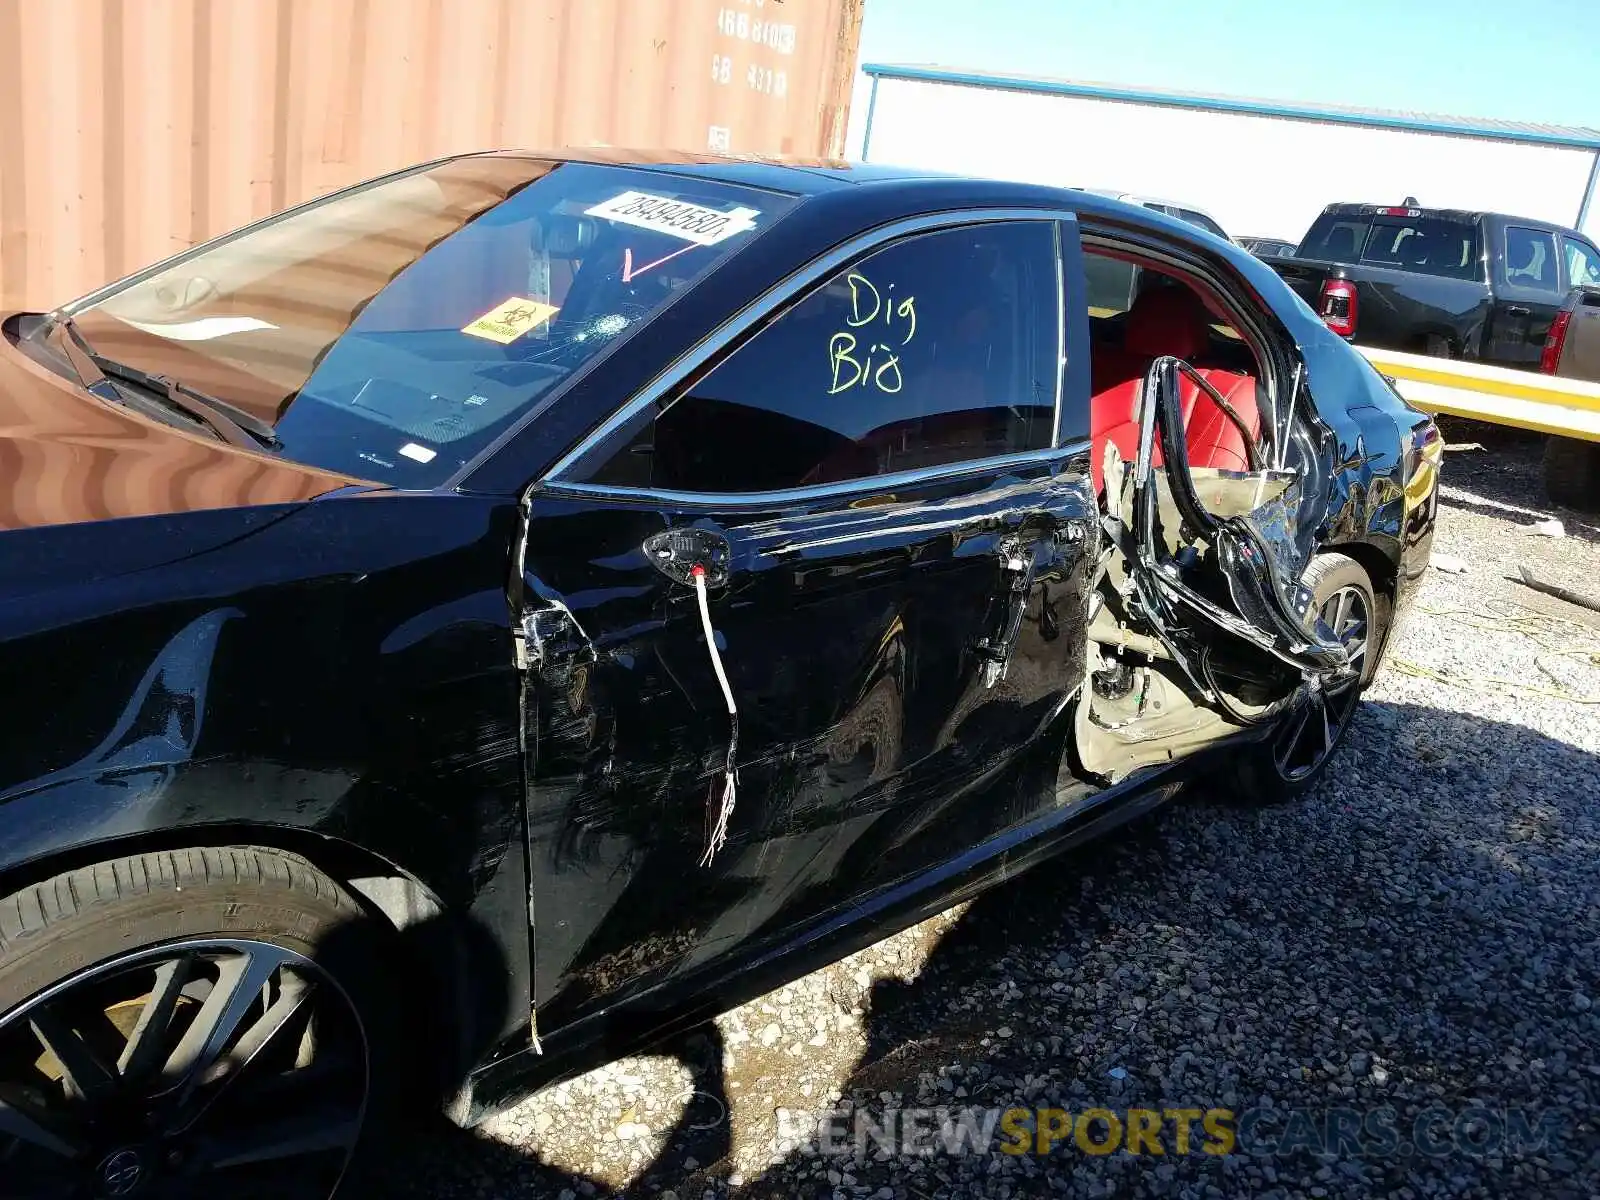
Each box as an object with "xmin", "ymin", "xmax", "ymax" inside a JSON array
[{"xmin": 692, "ymin": 566, "xmax": 738, "ymax": 866}]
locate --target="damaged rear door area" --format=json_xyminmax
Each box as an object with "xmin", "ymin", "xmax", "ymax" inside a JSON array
[{"xmin": 1076, "ymin": 254, "xmax": 1356, "ymax": 786}]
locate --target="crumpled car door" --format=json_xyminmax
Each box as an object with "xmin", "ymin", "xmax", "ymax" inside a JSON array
[{"xmin": 1101, "ymin": 355, "xmax": 1353, "ymax": 718}]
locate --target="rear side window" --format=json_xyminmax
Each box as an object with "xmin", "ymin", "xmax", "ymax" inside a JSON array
[
  {"xmin": 1298, "ymin": 212, "xmax": 1479, "ymax": 280},
  {"xmin": 1084, "ymin": 253, "xmax": 1138, "ymax": 316},
  {"xmin": 1298, "ymin": 217, "xmax": 1367, "ymax": 263},
  {"xmin": 587, "ymin": 222, "xmax": 1061, "ymax": 493},
  {"xmin": 1361, "ymin": 217, "xmax": 1477, "ymax": 278},
  {"xmin": 1504, "ymin": 226, "xmax": 1561, "ymax": 294}
]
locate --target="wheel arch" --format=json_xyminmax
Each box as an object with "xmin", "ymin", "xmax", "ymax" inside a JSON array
[
  {"xmin": 1409, "ymin": 327, "xmax": 1459, "ymax": 356},
  {"xmin": 1323, "ymin": 539, "xmax": 1396, "ymax": 606},
  {"xmin": 0, "ymin": 822, "xmax": 443, "ymax": 931},
  {"xmin": 0, "ymin": 822, "xmax": 514, "ymax": 1120}
]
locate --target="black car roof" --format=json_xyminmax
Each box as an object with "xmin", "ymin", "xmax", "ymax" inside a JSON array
[
  {"xmin": 485, "ymin": 146, "xmax": 1180, "ymax": 214},
  {"xmin": 483, "ymin": 146, "xmax": 962, "ymax": 195},
  {"xmin": 633, "ymin": 157, "xmax": 968, "ymax": 193},
  {"xmin": 477, "ymin": 148, "xmax": 1244, "ymax": 246}
]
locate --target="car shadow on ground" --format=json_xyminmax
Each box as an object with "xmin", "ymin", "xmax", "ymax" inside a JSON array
[{"xmin": 354, "ymin": 698, "xmax": 1598, "ymax": 1199}]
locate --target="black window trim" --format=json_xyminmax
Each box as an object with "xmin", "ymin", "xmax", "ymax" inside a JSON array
[{"xmin": 540, "ymin": 207, "xmax": 1084, "ymax": 505}]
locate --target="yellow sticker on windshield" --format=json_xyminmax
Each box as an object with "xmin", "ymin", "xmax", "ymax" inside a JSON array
[{"xmin": 461, "ymin": 297, "xmax": 559, "ymax": 344}]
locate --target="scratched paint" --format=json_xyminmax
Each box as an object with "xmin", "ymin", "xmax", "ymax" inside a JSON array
[{"xmin": 513, "ymin": 460, "xmax": 1097, "ymax": 1027}]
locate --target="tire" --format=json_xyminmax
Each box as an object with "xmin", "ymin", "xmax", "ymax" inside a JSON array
[
  {"xmin": 1543, "ymin": 435, "xmax": 1600, "ymax": 512},
  {"xmin": 1229, "ymin": 552, "xmax": 1381, "ymax": 805},
  {"xmin": 0, "ymin": 846, "xmax": 398, "ymax": 1199}
]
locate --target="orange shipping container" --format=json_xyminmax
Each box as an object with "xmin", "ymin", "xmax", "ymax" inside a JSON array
[{"xmin": 0, "ymin": 0, "xmax": 865, "ymax": 311}]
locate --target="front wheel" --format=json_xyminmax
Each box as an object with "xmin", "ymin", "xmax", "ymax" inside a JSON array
[
  {"xmin": 0, "ymin": 847, "xmax": 395, "ymax": 1199},
  {"xmin": 1230, "ymin": 552, "xmax": 1380, "ymax": 804}
]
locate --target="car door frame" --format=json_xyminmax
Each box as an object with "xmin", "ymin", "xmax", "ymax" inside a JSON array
[
  {"xmin": 1560, "ymin": 233, "xmax": 1600, "ymax": 291},
  {"xmin": 1072, "ymin": 213, "xmax": 1353, "ymax": 711},
  {"xmin": 1490, "ymin": 220, "xmax": 1568, "ymax": 367},
  {"xmin": 512, "ymin": 204, "xmax": 1101, "ymax": 1042}
]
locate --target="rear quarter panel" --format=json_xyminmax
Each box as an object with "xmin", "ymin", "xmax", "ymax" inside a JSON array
[
  {"xmin": 1233, "ymin": 246, "xmax": 1438, "ymax": 632},
  {"xmin": 1266, "ymin": 254, "xmax": 1492, "ymax": 358}
]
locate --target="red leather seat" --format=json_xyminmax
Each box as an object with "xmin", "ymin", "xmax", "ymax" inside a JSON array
[
  {"xmin": 1089, "ymin": 370, "xmax": 1262, "ymax": 493},
  {"xmin": 1087, "ymin": 283, "xmax": 1261, "ymax": 493},
  {"xmin": 1090, "ymin": 285, "xmax": 1213, "ymax": 397}
]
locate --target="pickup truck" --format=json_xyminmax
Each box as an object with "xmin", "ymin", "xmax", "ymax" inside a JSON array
[{"xmin": 1266, "ymin": 203, "xmax": 1600, "ymax": 372}]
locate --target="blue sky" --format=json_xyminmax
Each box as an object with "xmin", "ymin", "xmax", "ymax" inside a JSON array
[{"xmin": 854, "ymin": 0, "xmax": 1600, "ymax": 129}]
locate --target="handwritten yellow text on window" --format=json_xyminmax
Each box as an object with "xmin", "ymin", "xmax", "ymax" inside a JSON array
[{"xmin": 828, "ymin": 272, "xmax": 917, "ymax": 395}]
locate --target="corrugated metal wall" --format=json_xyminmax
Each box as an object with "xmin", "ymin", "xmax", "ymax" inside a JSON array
[
  {"xmin": 854, "ymin": 77, "xmax": 1600, "ymax": 244},
  {"xmin": 0, "ymin": 0, "xmax": 864, "ymax": 310}
]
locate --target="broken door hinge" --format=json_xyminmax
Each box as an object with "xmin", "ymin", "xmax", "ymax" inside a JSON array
[
  {"xmin": 514, "ymin": 603, "xmax": 590, "ymax": 673},
  {"xmin": 977, "ymin": 534, "xmax": 1048, "ymax": 688}
]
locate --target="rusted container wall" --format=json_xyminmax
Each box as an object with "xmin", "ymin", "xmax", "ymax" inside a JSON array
[{"xmin": 0, "ymin": 0, "xmax": 864, "ymax": 311}]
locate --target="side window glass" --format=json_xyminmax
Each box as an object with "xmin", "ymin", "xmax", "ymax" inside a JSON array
[
  {"xmin": 1564, "ymin": 238, "xmax": 1600, "ymax": 288},
  {"xmin": 587, "ymin": 222, "xmax": 1061, "ymax": 493},
  {"xmin": 1084, "ymin": 253, "xmax": 1138, "ymax": 317},
  {"xmin": 1308, "ymin": 220, "xmax": 1366, "ymax": 263},
  {"xmin": 1504, "ymin": 226, "xmax": 1561, "ymax": 294}
]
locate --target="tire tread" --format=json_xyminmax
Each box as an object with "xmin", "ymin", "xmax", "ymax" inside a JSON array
[{"xmin": 0, "ymin": 846, "xmax": 360, "ymax": 962}]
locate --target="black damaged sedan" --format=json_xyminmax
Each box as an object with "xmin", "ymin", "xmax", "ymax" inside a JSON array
[{"xmin": 0, "ymin": 151, "xmax": 1439, "ymax": 1196}]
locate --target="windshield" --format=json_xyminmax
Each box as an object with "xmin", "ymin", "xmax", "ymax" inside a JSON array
[
  {"xmin": 62, "ymin": 157, "xmax": 791, "ymax": 486},
  {"xmin": 1297, "ymin": 212, "xmax": 1480, "ymax": 280}
]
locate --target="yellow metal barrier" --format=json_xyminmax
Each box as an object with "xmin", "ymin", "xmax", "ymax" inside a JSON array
[{"xmin": 1359, "ymin": 347, "xmax": 1600, "ymax": 444}]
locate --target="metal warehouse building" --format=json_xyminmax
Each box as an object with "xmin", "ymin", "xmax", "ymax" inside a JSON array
[{"xmin": 847, "ymin": 64, "xmax": 1600, "ymax": 244}]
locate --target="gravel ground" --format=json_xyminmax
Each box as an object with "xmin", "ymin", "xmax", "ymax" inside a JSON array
[{"xmin": 376, "ymin": 425, "xmax": 1600, "ymax": 1199}]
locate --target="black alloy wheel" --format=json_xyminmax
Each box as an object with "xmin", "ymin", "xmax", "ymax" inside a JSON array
[
  {"xmin": 0, "ymin": 847, "xmax": 396, "ymax": 1200},
  {"xmin": 0, "ymin": 938, "xmax": 368, "ymax": 1199},
  {"xmin": 1272, "ymin": 581, "xmax": 1370, "ymax": 782},
  {"xmin": 1231, "ymin": 552, "xmax": 1381, "ymax": 803}
]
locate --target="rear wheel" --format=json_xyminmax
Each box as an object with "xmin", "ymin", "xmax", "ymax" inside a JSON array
[
  {"xmin": 1543, "ymin": 435, "xmax": 1600, "ymax": 512},
  {"xmin": 1230, "ymin": 553, "xmax": 1379, "ymax": 804},
  {"xmin": 0, "ymin": 847, "xmax": 394, "ymax": 1199}
]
